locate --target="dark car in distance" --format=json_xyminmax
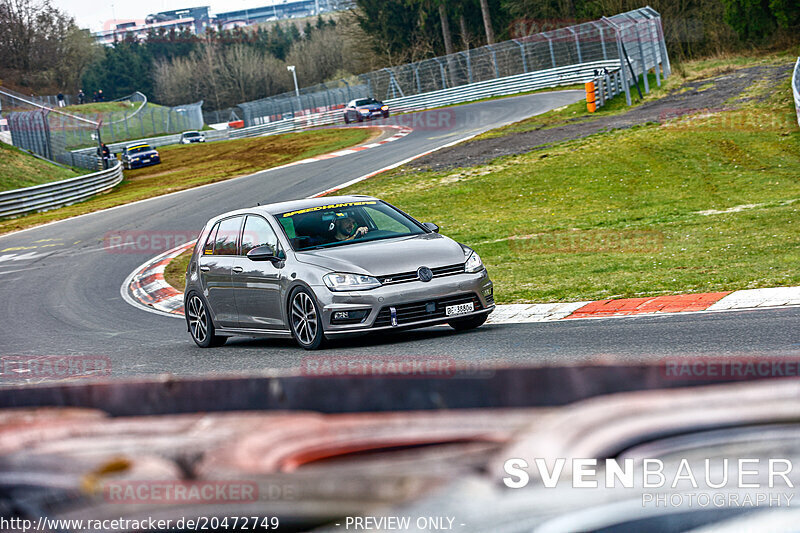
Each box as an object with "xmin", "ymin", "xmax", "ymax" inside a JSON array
[
  {"xmin": 343, "ymin": 98, "xmax": 389, "ymax": 123},
  {"xmin": 120, "ymin": 143, "xmax": 160, "ymax": 169}
]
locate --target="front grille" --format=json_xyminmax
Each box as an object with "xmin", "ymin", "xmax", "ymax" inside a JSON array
[
  {"xmin": 377, "ymin": 263, "xmax": 466, "ymax": 286},
  {"xmin": 373, "ymin": 293, "xmax": 482, "ymax": 328}
]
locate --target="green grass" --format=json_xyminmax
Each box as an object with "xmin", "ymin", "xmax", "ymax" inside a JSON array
[
  {"xmin": 164, "ymin": 250, "xmax": 192, "ymax": 292},
  {"xmin": 0, "ymin": 128, "xmax": 376, "ymax": 234},
  {"xmin": 63, "ymin": 101, "xmax": 136, "ymax": 115},
  {"xmin": 0, "ymin": 142, "xmax": 80, "ymax": 191},
  {"xmin": 340, "ymin": 58, "xmax": 800, "ymax": 304}
]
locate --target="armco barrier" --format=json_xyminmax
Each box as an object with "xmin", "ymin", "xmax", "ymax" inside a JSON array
[
  {"xmin": 793, "ymin": 57, "xmax": 800, "ymax": 128},
  {"xmin": 71, "ymin": 59, "xmax": 622, "ymax": 156},
  {"xmin": 0, "ymin": 161, "xmax": 123, "ymax": 218}
]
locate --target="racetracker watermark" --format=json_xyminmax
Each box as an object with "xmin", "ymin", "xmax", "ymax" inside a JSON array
[
  {"xmin": 301, "ymin": 356, "xmax": 496, "ymax": 378},
  {"xmin": 662, "ymin": 358, "xmax": 800, "ymax": 380},
  {"xmin": 104, "ymin": 481, "xmax": 259, "ymax": 504},
  {"xmin": 104, "ymin": 231, "xmax": 197, "ymax": 254},
  {"xmin": 0, "ymin": 355, "xmax": 110, "ymax": 380},
  {"xmin": 508, "ymin": 229, "xmax": 664, "ymax": 255}
]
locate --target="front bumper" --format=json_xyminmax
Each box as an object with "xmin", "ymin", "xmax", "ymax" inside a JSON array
[
  {"xmin": 128, "ymin": 158, "xmax": 160, "ymax": 168},
  {"xmin": 314, "ymin": 270, "xmax": 494, "ymax": 336}
]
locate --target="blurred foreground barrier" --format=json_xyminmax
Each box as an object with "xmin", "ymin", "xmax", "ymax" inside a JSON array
[{"xmin": 0, "ymin": 161, "xmax": 122, "ymax": 218}]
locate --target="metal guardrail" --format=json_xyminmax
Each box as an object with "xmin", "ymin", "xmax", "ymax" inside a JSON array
[
  {"xmin": 586, "ymin": 68, "xmax": 625, "ymax": 111},
  {"xmin": 0, "ymin": 161, "xmax": 123, "ymax": 219},
  {"xmin": 793, "ymin": 57, "xmax": 800, "ymax": 128},
  {"xmin": 69, "ymin": 59, "xmax": 623, "ymax": 154}
]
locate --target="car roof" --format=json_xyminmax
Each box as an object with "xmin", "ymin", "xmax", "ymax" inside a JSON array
[
  {"xmin": 206, "ymin": 195, "xmax": 381, "ymax": 224},
  {"xmin": 125, "ymin": 143, "xmax": 152, "ymax": 150}
]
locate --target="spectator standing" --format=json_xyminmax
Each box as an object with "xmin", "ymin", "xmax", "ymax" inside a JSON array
[
  {"xmin": 98, "ymin": 90, "xmax": 104, "ymax": 102},
  {"xmin": 77, "ymin": 90, "xmax": 85, "ymax": 105},
  {"xmin": 57, "ymin": 93, "xmax": 65, "ymax": 107},
  {"xmin": 97, "ymin": 142, "xmax": 111, "ymax": 169}
]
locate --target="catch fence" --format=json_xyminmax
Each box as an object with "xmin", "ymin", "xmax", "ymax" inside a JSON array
[
  {"xmin": 1, "ymin": 88, "xmax": 204, "ymax": 170},
  {"xmin": 234, "ymin": 6, "xmax": 669, "ymax": 126}
]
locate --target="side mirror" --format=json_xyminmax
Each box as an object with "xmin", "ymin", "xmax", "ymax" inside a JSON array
[
  {"xmin": 423, "ymin": 222, "xmax": 439, "ymax": 233},
  {"xmin": 247, "ymin": 245, "xmax": 278, "ymax": 262}
]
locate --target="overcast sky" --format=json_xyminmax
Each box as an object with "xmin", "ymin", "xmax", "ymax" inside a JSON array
[{"xmin": 51, "ymin": 0, "xmax": 281, "ymax": 32}]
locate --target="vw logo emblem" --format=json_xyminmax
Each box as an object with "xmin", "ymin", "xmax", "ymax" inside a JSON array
[{"xmin": 417, "ymin": 266, "xmax": 433, "ymax": 282}]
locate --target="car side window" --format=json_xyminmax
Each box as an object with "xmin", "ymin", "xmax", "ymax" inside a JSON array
[
  {"xmin": 203, "ymin": 223, "xmax": 219, "ymax": 255},
  {"xmin": 213, "ymin": 217, "xmax": 243, "ymax": 256},
  {"xmin": 241, "ymin": 216, "xmax": 279, "ymax": 255}
]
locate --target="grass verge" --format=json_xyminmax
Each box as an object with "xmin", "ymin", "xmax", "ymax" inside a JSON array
[
  {"xmin": 0, "ymin": 142, "xmax": 80, "ymax": 191},
  {"xmin": 0, "ymin": 128, "xmax": 375, "ymax": 235},
  {"xmin": 164, "ymin": 250, "xmax": 192, "ymax": 292},
  {"xmin": 340, "ymin": 56, "xmax": 800, "ymax": 304}
]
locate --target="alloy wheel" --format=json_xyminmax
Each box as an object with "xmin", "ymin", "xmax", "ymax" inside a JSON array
[
  {"xmin": 187, "ymin": 295, "xmax": 208, "ymax": 344},
  {"xmin": 291, "ymin": 291, "xmax": 318, "ymax": 346}
]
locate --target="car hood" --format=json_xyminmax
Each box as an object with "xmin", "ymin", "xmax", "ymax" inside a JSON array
[
  {"xmin": 294, "ymin": 233, "xmax": 466, "ymax": 276},
  {"xmin": 358, "ymin": 104, "xmax": 384, "ymax": 111}
]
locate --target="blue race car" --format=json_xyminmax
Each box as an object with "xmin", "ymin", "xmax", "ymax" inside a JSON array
[
  {"xmin": 343, "ymin": 98, "xmax": 389, "ymax": 123},
  {"xmin": 121, "ymin": 143, "xmax": 161, "ymax": 169}
]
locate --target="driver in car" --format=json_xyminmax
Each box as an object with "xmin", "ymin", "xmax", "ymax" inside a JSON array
[{"xmin": 333, "ymin": 216, "xmax": 368, "ymax": 241}]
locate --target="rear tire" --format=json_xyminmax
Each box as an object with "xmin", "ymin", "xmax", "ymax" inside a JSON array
[
  {"xmin": 448, "ymin": 312, "xmax": 488, "ymax": 331},
  {"xmin": 289, "ymin": 287, "xmax": 325, "ymax": 350},
  {"xmin": 186, "ymin": 292, "xmax": 227, "ymax": 347}
]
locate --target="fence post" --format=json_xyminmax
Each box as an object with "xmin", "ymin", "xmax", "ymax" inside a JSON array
[
  {"xmin": 568, "ymin": 27, "xmax": 582, "ymax": 64},
  {"xmin": 464, "ymin": 50, "xmax": 473, "ymax": 84},
  {"xmin": 640, "ymin": 10, "xmax": 661, "ymax": 87},
  {"xmin": 545, "ymin": 35, "xmax": 556, "ymax": 68},
  {"xmin": 514, "ymin": 40, "xmax": 528, "ymax": 73},
  {"xmin": 487, "ymin": 45, "xmax": 499, "ymax": 78},
  {"xmin": 435, "ymin": 58, "xmax": 448, "ymax": 89},
  {"xmin": 604, "ymin": 18, "xmax": 632, "ymax": 106}
]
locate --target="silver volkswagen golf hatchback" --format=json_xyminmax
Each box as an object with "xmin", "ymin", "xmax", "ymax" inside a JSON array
[{"xmin": 184, "ymin": 196, "xmax": 494, "ymax": 349}]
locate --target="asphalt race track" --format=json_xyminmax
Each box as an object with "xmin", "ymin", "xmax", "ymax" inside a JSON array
[{"xmin": 1, "ymin": 90, "xmax": 798, "ymax": 381}]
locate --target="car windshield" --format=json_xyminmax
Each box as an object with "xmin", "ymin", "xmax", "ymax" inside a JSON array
[
  {"xmin": 183, "ymin": 132, "xmax": 200, "ymax": 137},
  {"xmin": 278, "ymin": 200, "xmax": 425, "ymax": 251},
  {"xmin": 127, "ymin": 145, "xmax": 152, "ymax": 154},
  {"xmin": 354, "ymin": 98, "xmax": 379, "ymax": 106}
]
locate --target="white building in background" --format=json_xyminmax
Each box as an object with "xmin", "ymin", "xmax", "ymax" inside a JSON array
[{"xmin": 91, "ymin": 0, "xmax": 353, "ymax": 45}]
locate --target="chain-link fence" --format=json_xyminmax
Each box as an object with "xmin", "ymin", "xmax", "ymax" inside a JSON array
[
  {"xmin": 1, "ymin": 87, "xmax": 205, "ymax": 170},
  {"xmin": 234, "ymin": 7, "xmax": 668, "ymax": 126},
  {"xmin": 1, "ymin": 88, "xmax": 101, "ymax": 169}
]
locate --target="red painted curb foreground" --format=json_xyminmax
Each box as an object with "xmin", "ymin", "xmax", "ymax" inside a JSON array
[{"xmin": 567, "ymin": 292, "xmax": 732, "ymax": 319}]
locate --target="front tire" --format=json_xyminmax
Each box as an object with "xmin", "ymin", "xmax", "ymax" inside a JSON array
[
  {"xmin": 344, "ymin": 114, "xmax": 350, "ymax": 124},
  {"xmin": 186, "ymin": 292, "xmax": 227, "ymax": 347},
  {"xmin": 289, "ymin": 287, "xmax": 325, "ymax": 350},
  {"xmin": 448, "ymin": 312, "xmax": 488, "ymax": 331}
]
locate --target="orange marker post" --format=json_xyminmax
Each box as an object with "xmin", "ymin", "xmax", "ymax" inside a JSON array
[{"xmin": 585, "ymin": 81, "xmax": 596, "ymax": 113}]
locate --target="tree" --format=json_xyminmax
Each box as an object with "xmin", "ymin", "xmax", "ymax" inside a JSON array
[
  {"xmin": 0, "ymin": 0, "xmax": 98, "ymax": 91},
  {"xmin": 479, "ymin": 0, "xmax": 495, "ymax": 43},
  {"xmin": 720, "ymin": 0, "xmax": 776, "ymax": 41}
]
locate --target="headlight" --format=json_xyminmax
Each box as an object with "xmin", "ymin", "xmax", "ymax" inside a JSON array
[
  {"xmin": 323, "ymin": 272, "xmax": 381, "ymax": 291},
  {"xmin": 464, "ymin": 250, "xmax": 483, "ymax": 273},
  {"xmin": 381, "ymin": 105, "xmax": 388, "ymax": 110}
]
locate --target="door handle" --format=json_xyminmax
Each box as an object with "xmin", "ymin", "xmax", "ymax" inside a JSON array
[
  {"xmin": 199, "ymin": 265, "xmax": 210, "ymax": 272},
  {"xmin": 232, "ymin": 266, "xmax": 244, "ymax": 273}
]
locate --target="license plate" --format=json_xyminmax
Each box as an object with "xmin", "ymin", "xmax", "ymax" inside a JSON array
[
  {"xmin": 141, "ymin": 159, "xmax": 150, "ymax": 163},
  {"xmin": 446, "ymin": 302, "xmax": 474, "ymax": 316}
]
